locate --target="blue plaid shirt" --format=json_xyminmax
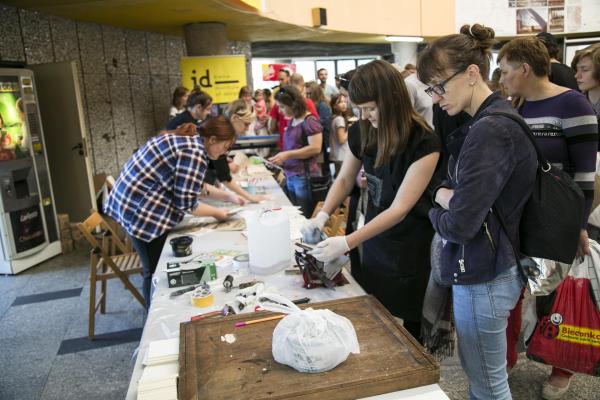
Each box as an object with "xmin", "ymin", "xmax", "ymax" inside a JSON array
[{"xmin": 105, "ymin": 133, "xmax": 208, "ymax": 242}]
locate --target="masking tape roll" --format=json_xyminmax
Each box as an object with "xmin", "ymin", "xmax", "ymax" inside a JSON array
[
  {"xmin": 233, "ymin": 254, "xmax": 249, "ymax": 271},
  {"xmin": 191, "ymin": 287, "xmax": 214, "ymax": 308}
]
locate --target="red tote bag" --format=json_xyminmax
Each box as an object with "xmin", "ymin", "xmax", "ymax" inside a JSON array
[{"xmin": 526, "ymin": 255, "xmax": 600, "ymax": 376}]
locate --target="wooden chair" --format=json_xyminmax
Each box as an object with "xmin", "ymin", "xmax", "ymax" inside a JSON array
[{"xmin": 78, "ymin": 212, "xmax": 145, "ymax": 339}]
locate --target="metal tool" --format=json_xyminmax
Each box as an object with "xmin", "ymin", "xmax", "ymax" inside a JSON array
[{"xmin": 169, "ymin": 284, "xmax": 199, "ymax": 298}]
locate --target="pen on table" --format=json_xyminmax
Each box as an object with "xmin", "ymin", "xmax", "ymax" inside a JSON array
[{"xmin": 235, "ymin": 314, "xmax": 285, "ymax": 328}]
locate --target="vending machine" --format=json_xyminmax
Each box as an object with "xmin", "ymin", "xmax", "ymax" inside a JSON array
[{"xmin": 0, "ymin": 68, "xmax": 61, "ymax": 274}]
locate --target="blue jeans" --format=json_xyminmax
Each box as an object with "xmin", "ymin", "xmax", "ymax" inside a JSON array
[
  {"xmin": 453, "ymin": 266, "xmax": 523, "ymax": 400},
  {"xmin": 285, "ymin": 175, "xmax": 314, "ymax": 217},
  {"xmin": 129, "ymin": 233, "xmax": 168, "ymax": 310}
]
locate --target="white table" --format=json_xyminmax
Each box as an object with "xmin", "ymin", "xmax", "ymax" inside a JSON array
[{"xmin": 125, "ymin": 175, "xmax": 448, "ymax": 400}]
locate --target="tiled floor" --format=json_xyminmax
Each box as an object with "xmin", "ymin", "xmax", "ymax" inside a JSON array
[{"xmin": 0, "ymin": 248, "xmax": 598, "ymax": 400}]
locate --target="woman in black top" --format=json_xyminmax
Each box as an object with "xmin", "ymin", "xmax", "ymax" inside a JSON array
[{"xmin": 306, "ymin": 60, "xmax": 441, "ymax": 340}]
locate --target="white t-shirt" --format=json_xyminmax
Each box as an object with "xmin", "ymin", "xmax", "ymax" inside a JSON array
[
  {"xmin": 169, "ymin": 106, "xmax": 184, "ymax": 119},
  {"xmin": 329, "ymin": 115, "xmax": 350, "ymax": 162},
  {"xmin": 404, "ymin": 74, "xmax": 433, "ymax": 128}
]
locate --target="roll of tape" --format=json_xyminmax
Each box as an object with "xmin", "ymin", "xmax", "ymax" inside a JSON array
[
  {"xmin": 191, "ymin": 286, "xmax": 214, "ymax": 308},
  {"xmin": 233, "ymin": 254, "xmax": 249, "ymax": 271}
]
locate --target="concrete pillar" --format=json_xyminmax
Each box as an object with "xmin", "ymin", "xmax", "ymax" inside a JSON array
[
  {"xmin": 184, "ymin": 22, "xmax": 228, "ymax": 56},
  {"xmin": 391, "ymin": 42, "xmax": 418, "ymax": 68}
]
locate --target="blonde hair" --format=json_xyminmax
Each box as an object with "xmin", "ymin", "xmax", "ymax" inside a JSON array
[{"xmin": 226, "ymin": 99, "xmax": 256, "ymax": 124}]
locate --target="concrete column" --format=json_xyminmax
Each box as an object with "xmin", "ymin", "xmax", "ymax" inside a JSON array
[
  {"xmin": 184, "ymin": 22, "xmax": 228, "ymax": 56},
  {"xmin": 391, "ymin": 42, "xmax": 418, "ymax": 68}
]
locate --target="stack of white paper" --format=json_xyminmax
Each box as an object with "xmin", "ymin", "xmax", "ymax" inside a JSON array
[
  {"xmin": 137, "ymin": 362, "xmax": 178, "ymax": 400},
  {"xmin": 143, "ymin": 338, "xmax": 179, "ymax": 366},
  {"xmin": 138, "ymin": 338, "xmax": 180, "ymax": 400}
]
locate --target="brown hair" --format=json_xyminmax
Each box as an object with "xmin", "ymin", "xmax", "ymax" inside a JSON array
[
  {"xmin": 171, "ymin": 86, "xmax": 189, "ymax": 108},
  {"xmin": 349, "ymin": 60, "xmax": 431, "ymax": 168},
  {"xmin": 278, "ymin": 85, "xmax": 307, "ymax": 118},
  {"xmin": 417, "ymin": 23, "xmax": 496, "ymax": 85},
  {"xmin": 238, "ymin": 85, "xmax": 252, "ymax": 98},
  {"xmin": 290, "ymin": 73, "xmax": 305, "ymax": 88},
  {"xmin": 330, "ymin": 93, "xmax": 354, "ymax": 126},
  {"xmin": 198, "ymin": 115, "xmax": 236, "ymax": 143},
  {"xmin": 571, "ymin": 43, "xmax": 600, "ymax": 83},
  {"xmin": 498, "ymin": 36, "xmax": 550, "ymax": 78},
  {"xmin": 306, "ymin": 81, "xmax": 327, "ymax": 105},
  {"xmin": 187, "ymin": 89, "xmax": 212, "ymax": 109}
]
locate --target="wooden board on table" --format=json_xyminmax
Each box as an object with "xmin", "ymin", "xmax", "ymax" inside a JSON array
[{"xmin": 178, "ymin": 295, "xmax": 439, "ymax": 400}]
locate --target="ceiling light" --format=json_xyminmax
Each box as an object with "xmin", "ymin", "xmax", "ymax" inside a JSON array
[{"xmin": 385, "ymin": 36, "xmax": 423, "ymax": 43}]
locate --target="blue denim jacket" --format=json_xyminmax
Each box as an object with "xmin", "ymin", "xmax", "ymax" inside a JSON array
[{"xmin": 429, "ymin": 93, "xmax": 537, "ymax": 285}]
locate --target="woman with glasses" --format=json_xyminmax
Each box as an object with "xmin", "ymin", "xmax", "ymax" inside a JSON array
[
  {"xmin": 269, "ymin": 85, "xmax": 323, "ymax": 216},
  {"xmin": 417, "ymin": 24, "xmax": 538, "ymax": 399},
  {"xmin": 305, "ymin": 60, "xmax": 441, "ymax": 341},
  {"xmin": 498, "ymin": 37, "xmax": 598, "ymax": 400}
]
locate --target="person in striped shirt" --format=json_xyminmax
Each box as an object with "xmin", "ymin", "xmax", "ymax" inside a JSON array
[
  {"xmin": 498, "ymin": 36, "xmax": 598, "ymax": 400},
  {"xmin": 105, "ymin": 117, "xmax": 237, "ymax": 309}
]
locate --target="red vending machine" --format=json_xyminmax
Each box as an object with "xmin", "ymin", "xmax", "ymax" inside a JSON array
[{"xmin": 0, "ymin": 69, "xmax": 61, "ymax": 274}]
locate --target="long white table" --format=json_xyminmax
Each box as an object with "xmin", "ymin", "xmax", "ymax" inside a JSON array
[{"xmin": 125, "ymin": 174, "xmax": 448, "ymax": 400}]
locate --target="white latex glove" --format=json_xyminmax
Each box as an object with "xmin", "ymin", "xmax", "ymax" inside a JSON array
[
  {"xmin": 300, "ymin": 211, "xmax": 329, "ymax": 244},
  {"xmin": 310, "ymin": 236, "xmax": 350, "ymax": 263},
  {"xmin": 301, "ymin": 210, "xmax": 329, "ymax": 232}
]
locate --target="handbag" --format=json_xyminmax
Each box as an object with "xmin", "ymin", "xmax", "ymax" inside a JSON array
[
  {"xmin": 299, "ymin": 117, "xmax": 332, "ymax": 203},
  {"xmin": 526, "ymin": 247, "xmax": 600, "ymax": 376},
  {"xmin": 490, "ymin": 111, "xmax": 584, "ymax": 264}
]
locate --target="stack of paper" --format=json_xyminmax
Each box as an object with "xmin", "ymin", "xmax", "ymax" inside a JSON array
[
  {"xmin": 138, "ymin": 338, "xmax": 180, "ymax": 400},
  {"xmin": 137, "ymin": 362, "xmax": 178, "ymax": 400},
  {"xmin": 144, "ymin": 338, "xmax": 179, "ymax": 366}
]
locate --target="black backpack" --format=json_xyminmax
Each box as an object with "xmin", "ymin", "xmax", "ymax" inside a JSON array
[{"xmin": 491, "ymin": 111, "xmax": 584, "ymax": 265}]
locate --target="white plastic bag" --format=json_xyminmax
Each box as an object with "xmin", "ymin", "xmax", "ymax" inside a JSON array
[{"xmin": 258, "ymin": 293, "xmax": 360, "ymax": 373}]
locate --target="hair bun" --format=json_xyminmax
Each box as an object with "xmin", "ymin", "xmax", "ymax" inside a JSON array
[{"xmin": 460, "ymin": 24, "xmax": 495, "ymax": 51}]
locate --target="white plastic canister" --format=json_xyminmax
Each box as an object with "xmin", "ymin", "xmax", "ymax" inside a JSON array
[{"xmin": 245, "ymin": 209, "xmax": 292, "ymax": 275}]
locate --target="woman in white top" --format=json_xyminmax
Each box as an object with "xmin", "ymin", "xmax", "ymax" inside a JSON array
[
  {"xmin": 329, "ymin": 93, "xmax": 355, "ymax": 175},
  {"xmin": 169, "ymin": 86, "xmax": 189, "ymax": 119}
]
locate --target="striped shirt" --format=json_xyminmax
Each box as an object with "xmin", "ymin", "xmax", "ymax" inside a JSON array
[
  {"xmin": 105, "ymin": 133, "xmax": 208, "ymax": 242},
  {"xmin": 520, "ymin": 90, "xmax": 598, "ymax": 227}
]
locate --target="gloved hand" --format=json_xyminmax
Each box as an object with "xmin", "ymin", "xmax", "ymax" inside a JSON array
[
  {"xmin": 301, "ymin": 211, "xmax": 329, "ymax": 244},
  {"xmin": 310, "ymin": 236, "xmax": 350, "ymax": 263}
]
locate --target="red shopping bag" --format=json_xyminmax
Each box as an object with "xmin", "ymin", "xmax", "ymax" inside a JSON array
[{"xmin": 526, "ymin": 260, "xmax": 600, "ymax": 375}]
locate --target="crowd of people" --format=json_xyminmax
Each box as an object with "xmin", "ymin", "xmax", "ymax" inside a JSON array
[{"xmin": 105, "ymin": 25, "xmax": 600, "ymax": 400}]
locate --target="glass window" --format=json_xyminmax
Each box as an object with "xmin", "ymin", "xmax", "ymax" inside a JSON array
[
  {"xmin": 295, "ymin": 60, "xmax": 317, "ymax": 83},
  {"xmin": 336, "ymin": 59, "xmax": 356, "ymax": 75},
  {"xmin": 357, "ymin": 58, "xmax": 375, "ymax": 66}
]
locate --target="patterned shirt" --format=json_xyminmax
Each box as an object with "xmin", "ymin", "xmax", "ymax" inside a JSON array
[
  {"xmin": 105, "ymin": 133, "xmax": 208, "ymax": 242},
  {"xmin": 520, "ymin": 90, "xmax": 598, "ymax": 227}
]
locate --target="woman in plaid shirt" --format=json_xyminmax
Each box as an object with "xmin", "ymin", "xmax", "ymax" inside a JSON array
[{"xmin": 105, "ymin": 117, "xmax": 237, "ymax": 308}]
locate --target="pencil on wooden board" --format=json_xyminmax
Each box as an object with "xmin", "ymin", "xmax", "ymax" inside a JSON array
[{"xmin": 234, "ymin": 314, "xmax": 285, "ymax": 328}]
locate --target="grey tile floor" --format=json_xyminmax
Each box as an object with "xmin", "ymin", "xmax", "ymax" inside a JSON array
[{"xmin": 0, "ymin": 248, "xmax": 598, "ymax": 400}]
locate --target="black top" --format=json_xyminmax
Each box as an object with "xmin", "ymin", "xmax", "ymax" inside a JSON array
[
  {"xmin": 347, "ymin": 123, "xmax": 441, "ymax": 321},
  {"xmin": 165, "ymin": 110, "xmax": 196, "ymax": 130},
  {"xmin": 164, "ymin": 112, "xmax": 232, "ymax": 185},
  {"xmin": 550, "ymin": 62, "xmax": 579, "ymax": 91},
  {"xmin": 348, "ymin": 124, "xmax": 441, "ymax": 231}
]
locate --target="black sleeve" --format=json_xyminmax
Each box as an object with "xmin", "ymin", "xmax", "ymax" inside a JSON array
[
  {"xmin": 412, "ymin": 129, "xmax": 442, "ymax": 162},
  {"xmin": 212, "ymin": 155, "xmax": 232, "ymax": 182},
  {"xmin": 347, "ymin": 122, "xmax": 362, "ymax": 160}
]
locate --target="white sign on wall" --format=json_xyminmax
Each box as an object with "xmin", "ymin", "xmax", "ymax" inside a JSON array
[{"xmin": 456, "ymin": 0, "xmax": 600, "ymax": 37}]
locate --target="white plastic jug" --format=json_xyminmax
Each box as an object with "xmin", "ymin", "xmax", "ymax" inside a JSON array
[{"xmin": 245, "ymin": 208, "xmax": 291, "ymax": 275}]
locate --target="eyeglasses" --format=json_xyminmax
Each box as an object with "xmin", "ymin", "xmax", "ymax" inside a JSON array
[{"xmin": 424, "ymin": 69, "xmax": 465, "ymax": 97}]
